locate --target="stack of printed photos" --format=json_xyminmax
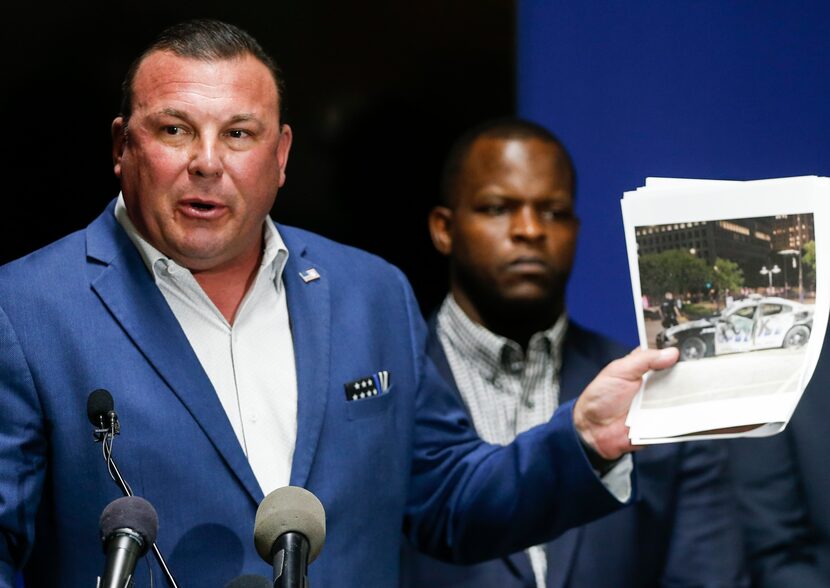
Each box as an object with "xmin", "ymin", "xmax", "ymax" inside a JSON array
[{"xmin": 621, "ymin": 176, "xmax": 829, "ymax": 443}]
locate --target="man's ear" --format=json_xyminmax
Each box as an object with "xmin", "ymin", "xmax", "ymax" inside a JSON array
[
  {"xmin": 276, "ymin": 123, "xmax": 293, "ymax": 188},
  {"xmin": 111, "ymin": 117, "xmax": 127, "ymax": 179},
  {"xmin": 428, "ymin": 206, "xmax": 454, "ymax": 256}
]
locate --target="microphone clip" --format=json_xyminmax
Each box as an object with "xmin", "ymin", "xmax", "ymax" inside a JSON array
[{"xmin": 92, "ymin": 410, "xmax": 121, "ymax": 442}]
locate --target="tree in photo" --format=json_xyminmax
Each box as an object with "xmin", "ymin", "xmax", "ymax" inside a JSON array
[
  {"xmin": 712, "ymin": 257, "xmax": 744, "ymax": 308},
  {"xmin": 638, "ymin": 249, "xmax": 711, "ymax": 300},
  {"xmin": 802, "ymin": 240, "xmax": 816, "ymax": 293}
]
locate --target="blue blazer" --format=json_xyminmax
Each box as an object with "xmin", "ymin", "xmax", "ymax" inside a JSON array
[
  {"xmin": 0, "ymin": 202, "xmax": 626, "ymax": 587},
  {"xmin": 401, "ymin": 320, "xmax": 747, "ymax": 588}
]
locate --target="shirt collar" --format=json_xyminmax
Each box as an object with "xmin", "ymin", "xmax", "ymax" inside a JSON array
[
  {"xmin": 437, "ymin": 293, "xmax": 568, "ymax": 377},
  {"xmin": 113, "ymin": 192, "xmax": 289, "ymax": 284}
]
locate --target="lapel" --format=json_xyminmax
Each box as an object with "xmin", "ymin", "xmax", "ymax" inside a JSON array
[
  {"xmin": 558, "ymin": 325, "xmax": 601, "ymax": 405},
  {"xmin": 545, "ymin": 326, "xmax": 601, "ymax": 588},
  {"xmin": 545, "ymin": 527, "xmax": 582, "ymax": 588},
  {"xmin": 279, "ymin": 227, "xmax": 331, "ymax": 489},
  {"xmin": 425, "ymin": 316, "xmax": 461, "ymax": 394},
  {"xmin": 85, "ymin": 204, "xmax": 264, "ymax": 505}
]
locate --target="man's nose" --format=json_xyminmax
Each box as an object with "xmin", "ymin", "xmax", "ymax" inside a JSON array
[
  {"xmin": 187, "ymin": 137, "xmax": 223, "ymax": 178},
  {"xmin": 510, "ymin": 206, "xmax": 545, "ymax": 240}
]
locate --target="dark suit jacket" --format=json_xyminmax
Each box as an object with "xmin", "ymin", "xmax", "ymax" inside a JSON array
[
  {"xmin": 401, "ymin": 319, "xmax": 747, "ymax": 588},
  {"xmin": 0, "ymin": 202, "xmax": 627, "ymax": 587},
  {"xmin": 729, "ymin": 326, "xmax": 830, "ymax": 587}
]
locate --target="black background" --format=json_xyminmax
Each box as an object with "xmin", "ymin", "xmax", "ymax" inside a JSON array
[{"xmin": 1, "ymin": 1, "xmax": 514, "ymax": 314}]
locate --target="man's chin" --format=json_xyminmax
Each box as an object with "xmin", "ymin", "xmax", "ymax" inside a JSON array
[
  {"xmin": 498, "ymin": 284, "xmax": 557, "ymax": 304},
  {"xmin": 164, "ymin": 241, "xmax": 235, "ymax": 272}
]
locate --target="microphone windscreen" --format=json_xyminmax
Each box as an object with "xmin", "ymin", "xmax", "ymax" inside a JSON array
[
  {"xmin": 99, "ymin": 495, "xmax": 159, "ymax": 551},
  {"xmin": 224, "ymin": 575, "xmax": 272, "ymax": 588},
  {"xmin": 254, "ymin": 486, "xmax": 326, "ymax": 564},
  {"xmin": 87, "ymin": 389, "xmax": 114, "ymax": 426}
]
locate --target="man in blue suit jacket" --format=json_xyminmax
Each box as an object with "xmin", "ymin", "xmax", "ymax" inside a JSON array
[
  {"xmin": 0, "ymin": 20, "xmax": 678, "ymax": 587},
  {"xmin": 401, "ymin": 118, "xmax": 746, "ymax": 587}
]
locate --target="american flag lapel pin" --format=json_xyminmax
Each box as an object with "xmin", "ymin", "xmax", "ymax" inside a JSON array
[{"xmin": 299, "ymin": 268, "xmax": 321, "ymax": 283}]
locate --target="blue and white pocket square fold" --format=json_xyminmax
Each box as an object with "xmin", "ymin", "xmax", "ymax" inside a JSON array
[{"xmin": 344, "ymin": 370, "xmax": 391, "ymax": 401}]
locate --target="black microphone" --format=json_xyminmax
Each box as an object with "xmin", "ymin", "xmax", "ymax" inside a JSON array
[
  {"xmin": 224, "ymin": 575, "xmax": 272, "ymax": 588},
  {"xmin": 85, "ymin": 390, "xmax": 179, "ymax": 588},
  {"xmin": 98, "ymin": 496, "xmax": 159, "ymax": 588},
  {"xmin": 87, "ymin": 388, "xmax": 120, "ymax": 440},
  {"xmin": 254, "ymin": 487, "xmax": 326, "ymax": 588}
]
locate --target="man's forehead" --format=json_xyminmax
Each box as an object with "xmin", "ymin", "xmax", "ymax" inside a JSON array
[
  {"xmin": 469, "ymin": 136, "xmax": 565, "ymax": 165},
  {"xmin": 132, "ymin": 51, "xmax": 280, "ymax": 108},
  {"xmin": 462, "ymin": 137, "xmax": 572, "ymax": 188}
]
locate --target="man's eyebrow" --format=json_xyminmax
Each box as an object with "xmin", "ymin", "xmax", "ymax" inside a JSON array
[
  {"xmin": 227, "ymin": 114, "xmax": 259, "ymax": 124},
  {"xmin": 157, "ymin": 108, "xmax": 189, "ymax": 120},
  {"xmin": 153, "ymin": 110, "xmax": 262, "ymax": 126}
]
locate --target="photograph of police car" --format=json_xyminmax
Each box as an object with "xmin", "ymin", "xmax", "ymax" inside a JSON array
[{"xmin": 655, "ymin": 296, "xmax": 814, "ymax": 361}]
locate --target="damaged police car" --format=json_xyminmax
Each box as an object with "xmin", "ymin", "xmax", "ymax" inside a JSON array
[{"xmin": 656, "ymin": 296, "xmax": 814, "ymax": 361}]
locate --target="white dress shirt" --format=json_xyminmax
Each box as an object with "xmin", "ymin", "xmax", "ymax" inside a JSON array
[{"xmin": 115, "ymin": 195, "xmax": 297, "ymax": 495}]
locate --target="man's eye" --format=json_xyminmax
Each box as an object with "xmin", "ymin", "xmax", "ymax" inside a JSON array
[
  {"xmin": 542, "ymin": 209, "xmax": 574, "ymax": 222},
  {"xmin": 163, "ymin": 126, "xmax": 182, "ymax": 135},
  {"xmin": 227, "ymin": 130, "xmax": 251, "ymax": 139},
  {"xmin": 481, "ymin": 205, "xmax": 507, "ymax": 215}
]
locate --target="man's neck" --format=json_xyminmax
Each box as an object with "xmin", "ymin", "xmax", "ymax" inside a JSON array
[
  {"xmin": 450, "ymin": 287, "xmax": 562, "ymax": 351},
  {"xmin": 192, "ymin": 249, "xmax": 262, "ymax": 325},
  {"xmin": 114, "ymin": 196, "xmax": 271, "ymax": 325}
]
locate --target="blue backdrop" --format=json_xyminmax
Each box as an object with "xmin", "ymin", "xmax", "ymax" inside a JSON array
[{"xmin": 518, "ymin": 1, "xmax": 830, "ymax": 346}]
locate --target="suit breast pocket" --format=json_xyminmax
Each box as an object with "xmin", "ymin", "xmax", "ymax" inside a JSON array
[{"xmin": 346, "ymin": 386, "xmax": 395, "ymax": 421}]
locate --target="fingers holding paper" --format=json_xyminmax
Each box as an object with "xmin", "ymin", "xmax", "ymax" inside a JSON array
[{"xmin": 574, "ymin": 347, "xmax": 679, "ymax": 460}]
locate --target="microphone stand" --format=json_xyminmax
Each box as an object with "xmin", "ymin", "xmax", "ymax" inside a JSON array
[{"xmin": 95, "ymin": 421, "xmax": 180, "ymax": 588}]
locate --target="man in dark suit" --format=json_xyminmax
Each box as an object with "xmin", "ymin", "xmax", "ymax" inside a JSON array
[
  {"xmin": 729, "ymin": 336, "xmax": 830, "ymax": 587},
  {"xmin": 401, "ymin": 118, "xmax": 746, "ymax": 587},
  {"xmin": 0, "ymin": 21, "xmax": 679, "ymax": 587}
]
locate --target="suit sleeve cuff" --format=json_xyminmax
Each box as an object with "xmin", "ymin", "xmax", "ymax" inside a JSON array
[
  {"xmin": 576, "ymin": 431, "xmax": 633, "ymax": 503},
  {"xmin": 598, "ymin": 454, "xmax": 633, "ymax": 502}
]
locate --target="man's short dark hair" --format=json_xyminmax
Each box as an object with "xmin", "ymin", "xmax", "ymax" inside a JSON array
[
  {"xmin": 119, "ymin": 19, "xmax": 285, "ymax": 123},
  {"xmin": 440, "ymin": 117, "xmax": 576, "ymax": 207}
]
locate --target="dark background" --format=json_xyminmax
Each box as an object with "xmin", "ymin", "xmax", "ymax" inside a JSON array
[{"xmin": 1, "ymin": 1, "xmax": 515, "ymax": 315}]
